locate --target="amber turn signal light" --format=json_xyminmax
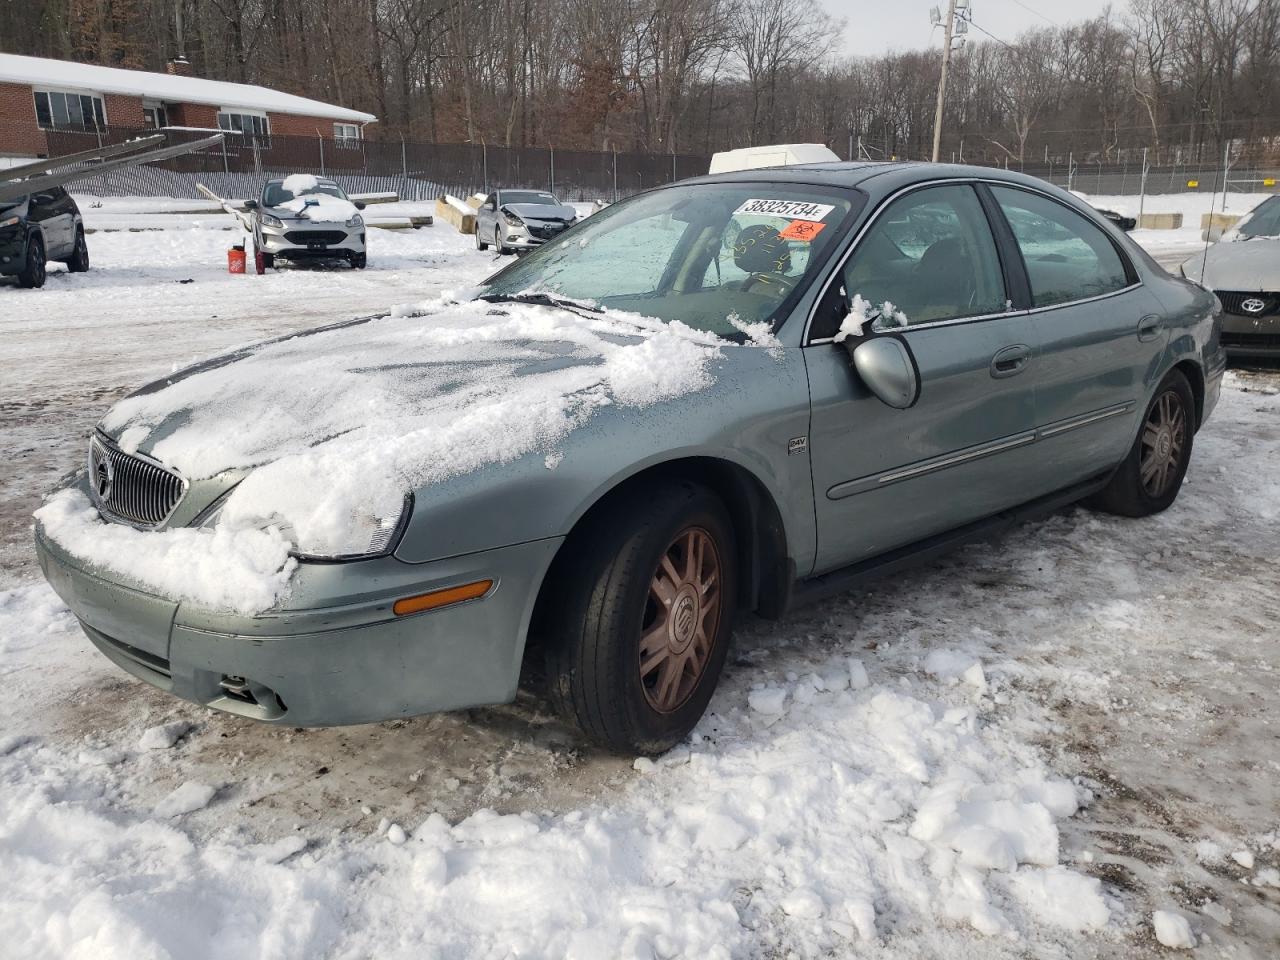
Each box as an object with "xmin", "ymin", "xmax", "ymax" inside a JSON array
[{"xmin": 393, "ymin": 579, "xmax": 493, "ymax": 616}]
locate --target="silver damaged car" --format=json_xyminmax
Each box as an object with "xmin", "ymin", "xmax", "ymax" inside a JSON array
[
  {"xmin": 247, "ymin": 175, "xmax": 367, "ymax": 269},
  {"xmin": 36, "ymin": 162, "xmax": 1225, "ymax": 754},
  {"xmin": 475, "ymin": 189, "xmax": 578, "ymax": 254}
]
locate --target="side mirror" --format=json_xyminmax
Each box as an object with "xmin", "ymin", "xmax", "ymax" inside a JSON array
[
  {"xmin": 244, "ymin": 199, "xmax": 258, "ymax": 210},
  {"xmin": 354, "ymin": 200, "xmax": 366, "ymax": 210},
  {"xmin": 847, "ymin": 336, "xmax": 919, "ymax": 409}
]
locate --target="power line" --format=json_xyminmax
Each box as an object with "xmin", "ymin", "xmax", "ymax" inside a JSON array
[{"xmin": 1008, "ymin": 0, "xmax": 1061, "ymax": 28}]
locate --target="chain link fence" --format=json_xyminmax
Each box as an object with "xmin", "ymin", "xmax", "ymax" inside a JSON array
[{"xmin": 43, "ymin": 127, "xmax": 711, "ymax": 202}]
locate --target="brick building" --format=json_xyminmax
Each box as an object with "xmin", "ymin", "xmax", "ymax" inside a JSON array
[{"xmin": 0, "ymin": 53, "xmax": 376, "ymax": 159}]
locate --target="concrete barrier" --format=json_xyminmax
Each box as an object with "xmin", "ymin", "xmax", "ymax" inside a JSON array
[
  {"xmin": 435, "ymin": 195, "xmax": 476, "ymax": 235},
  {"xmin": 1200, "ymin": 212, "xmax": 1241, "ymax": 231},
  {"xmin": 1138, "ymin": 212, "xmax": 1183, "ymax": 230}
]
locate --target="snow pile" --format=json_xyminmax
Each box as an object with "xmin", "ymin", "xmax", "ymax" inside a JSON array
[
  {"xmin": 1152, "ymin": 910, "xmax": 1195, "ymax": 948},
  {"xmin": 278, "ymin": 192, "xmax": 358, "ymax": 224},
  {"xmin": 281, "ymin": 173, "xmax": 319, "ymax": 196},
  {"xmin": 41, "ymin": 300, "xmax": 721, "ymax": 611},
  {"xmin": 34, "ymin": 489, "xmax": 296, "ymax": 615},
  {"xmin": 0, "ymin": 647, "xmax": 1112, "ymax": 958}
]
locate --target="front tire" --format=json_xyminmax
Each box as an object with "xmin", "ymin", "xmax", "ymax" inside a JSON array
[
  {"xmin": 17, "ymin": 234, "xmax": 46, "ymax": 288},
  {"xmin": 494, "ymin": 226, "xmax": 505, "ymax": 254},
  {"xmin": 1091, "ymin": 370, "xmax": 1195, "ymax": 517},
  {"xmin": 476, "ymin": 228, "xmax": 488, "ymax": 251},
  {"xmin": 543, "ymin": 481, "xmax": 737, "ymax": 755},
  {"xmin": 63, "ymin": 228, "xmax": 89, "ymax": 272},
  {"xmin": 351, "ymin": 252, "xmax": 367, "ymax": 269}
]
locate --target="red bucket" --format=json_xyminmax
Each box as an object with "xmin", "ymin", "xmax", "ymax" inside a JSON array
[{"xmin": 227, "ymin": 245, "xmax": 246, "ymax": 274}]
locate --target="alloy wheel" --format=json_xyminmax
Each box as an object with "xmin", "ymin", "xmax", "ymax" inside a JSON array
[
  {"xmin": 1140, "ymin": 389, "xmax": 1187, "ymax": 497},
  {"xmin": 639, "ymin": 526, "xmax": 722, "ymax": 713}
]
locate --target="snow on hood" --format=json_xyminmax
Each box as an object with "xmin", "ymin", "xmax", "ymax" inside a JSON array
[
  {"xmin": 39, "ymin": 299, "xmax": 723, "ymax": 612},
  {"xmin": 277, "ymin": 192, "xmax": 358, "ymax": 223},
  {"xmin": 502, "ymin": 202, "xmax": 577, "ymax": 222},
  {"xmin": 1180, "ymin": 238, "xmax": 1280, "ymax": 287}
]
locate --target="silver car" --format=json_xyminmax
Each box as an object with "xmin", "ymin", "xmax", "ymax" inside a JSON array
[
  {"xmin": 35, "ymin": 162, "xmax": 1223, "ymax": 755},
  {"xmin": 475, "ymin": 189, "xmax": 578, "ymax": 254},
  {"xmin": 1182, "ymin": 195, "xmax": 1280, "ymax": 359},
  {"xmin": 247, "ymin": 176, "xmax": 367, "ymax": 269}
]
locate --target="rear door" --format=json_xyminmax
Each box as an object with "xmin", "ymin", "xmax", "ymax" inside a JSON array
[
  {"xmin": 803, "ymin": 182, "xmax": 1045, "ymax": 573},
  {"xmin": 986, "ymin": 184, "xmax": 1166, "ymax": 485}
]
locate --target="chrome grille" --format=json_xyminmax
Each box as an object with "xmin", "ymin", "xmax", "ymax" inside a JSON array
[
  {"xmin": 1215, "ymin": 290, "xmax": 1280, "ymax": 317},
  {"xmin": 88, "ymin": 434, "xmax": 187, "ymax": 528}
]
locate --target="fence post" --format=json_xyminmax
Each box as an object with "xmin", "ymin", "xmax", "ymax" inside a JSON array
[
  {"xmin": 482, "ymin": 140, "xmax": 488, "ymax": 193},
  {"xmin": 612, "ymin": 150, "xmax": 617, "ymax": 202},
  {"xmin": 550, "ymin": 145, "xmax": 555, "ymax": 194},
  {"xmin": 401, "ymin": 136, "xmax": 408, "ymax": 198},
  {"xmin": 1067, "ymin": 151, "xmax": 1074, "ymax": 192},
  {"xmin": 222, "ymin": 136, "xmax": 229, "ymax": 174},
  {"xmin": 317, "ymin": 133, "xmax": 325, "ymax": 176},
  {"xmin": 1138, "ymin": 148, "xmax": 1148, "ymax": 226},
  {"xmin": 671, "ymin": 152, "xmax": 676, "ymax": 183}
]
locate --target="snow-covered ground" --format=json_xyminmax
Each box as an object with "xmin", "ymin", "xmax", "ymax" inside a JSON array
[{"xmin": 1, "ymin": 208, "xmax": 1278, "ymax": 959}]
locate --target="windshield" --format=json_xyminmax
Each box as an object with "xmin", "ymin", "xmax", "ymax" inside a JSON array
[
  {"xmin": 479, "ymin": 182, "xmax": 859, "ymax": 337},
  {"xmin": 1236, "ymin": 196, "xmax": 1280, "ymax": 238},
  {"xmin": 263, "ymin": 182, "xmax": 348, "ymax": 206},
  {"xmin": 501, "ymin": 190, "xmax": 559, "ymax": 206}
]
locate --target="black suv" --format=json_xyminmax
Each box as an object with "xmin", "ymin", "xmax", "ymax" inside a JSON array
[{"xmin": 1, "ymin": 186, "xmax": 89, "ymax": 288}]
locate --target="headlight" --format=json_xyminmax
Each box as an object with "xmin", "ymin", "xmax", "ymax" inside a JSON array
[
  {"xmin": 260, "ymin": 213, "xmax": 284, "ymax": 228},
  {"xmin": 502, "ymin": 210, "xmax": 523, "ymax": 227},
  {"xmin": 198, "ymin": 488, "xmax": 412, "ymax": 561},
  {"xmin": 0, "ymin": 215, "xmax": 19, "ymax": 230},
  {"xmin": 346, "ymin": 213, "xmax": 364, "ymax": 228}
]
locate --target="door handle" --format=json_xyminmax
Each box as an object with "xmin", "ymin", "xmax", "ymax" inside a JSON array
[
  {"xmin": 1137, "ymin": 315, "xmax": 1164, "ymax": 342},
  {"xmin": 990, "ymin": 343, "xmax": 1032, "ymax": 379}
]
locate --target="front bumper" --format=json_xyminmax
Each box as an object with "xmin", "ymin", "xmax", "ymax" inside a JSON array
[
  {"xmin": 1220, "ymin": 312, "xmax": 1280, "ymax": 357},
  {"xmin": 502, "ymin": 220, "xmax": 571, "ymax": 249},
  {"xmin": 36, "ymin": 523, "xmax": 562, "ymax": 726},
  {"xmin": 0, "ymin": 228, "xmax": 28, "ymax": 277},
  {"xmin": 258, "ymin": 221, "xmax": 365, "ymax": 260}
]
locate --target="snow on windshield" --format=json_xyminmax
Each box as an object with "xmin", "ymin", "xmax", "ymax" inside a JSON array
[
  {"xmin": 37, "ymin": 298, "xmax": 723, "ymax": 613},
  {"xmin": 281, "ymin": 173, "xmax": 319, "ymax": 195},
  {"xmin": 279, "ymin": 192, "xmax": 358, "ymax": 222}
]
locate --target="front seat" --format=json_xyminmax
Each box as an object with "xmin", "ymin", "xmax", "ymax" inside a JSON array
[{"xmin": 911, "ymin": 237, "xmax": 976, "ymax": 321}]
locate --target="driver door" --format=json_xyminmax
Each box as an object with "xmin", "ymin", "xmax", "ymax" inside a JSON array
[{"xmin": 803, "ymin": 182, "xmax": 1044, "ymax": 574}]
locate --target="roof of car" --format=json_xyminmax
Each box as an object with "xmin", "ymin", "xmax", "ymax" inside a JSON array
[{"xmin": 684, "ymin": 160, "xmax": 1055, "ymax": 194}]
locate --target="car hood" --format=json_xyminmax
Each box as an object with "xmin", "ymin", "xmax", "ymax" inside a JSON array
[
  {"xmin": 1180, "ymin": 239, "xmax": 1280, "ymax": 288},
  {"xmin": 502, "ymin": 202, "xmax": 577, "ymax": 222},
  {"xmin": 96, "ymin": 297, "xmax": 723, "ymax": 554}
]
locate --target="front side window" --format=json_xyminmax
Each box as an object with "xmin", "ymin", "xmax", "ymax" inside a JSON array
[
  {"xmin": 480, "ymin": 182, "xmax": 859, "ymax": 339},
  {"xmin": 34, "ymin": 91, "xmax": 106, "ymax": 130},
  {"xmin": 218, "ymin": 111, "xmax": 270, "ymax": 138},
  {"xmin": 813, "ymin": 184, "xmax": 1007, "ymax": 338},
  {"xmin": 992, "ymin": 186, "xmax": 1130, "ymax": 307}
]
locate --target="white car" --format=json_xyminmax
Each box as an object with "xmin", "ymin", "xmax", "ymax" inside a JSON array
[
  {"xmin": 247, "ymin": 175, "xmax": 366, "ymax": 269},
  {"xmin": 475, "ymin": 189, "xmax": 578, "ymax": 254}
]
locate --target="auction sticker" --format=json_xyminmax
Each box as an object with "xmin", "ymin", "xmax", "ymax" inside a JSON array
[
  {"xmin": 733, "ymin": 198, "xmax": 835, "ymax": 222},
  {"xmin": 779, "ymin": 220, "xmax": 826, "ymax": 241}
]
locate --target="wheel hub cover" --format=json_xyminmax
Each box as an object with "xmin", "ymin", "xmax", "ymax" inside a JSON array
[
  {"xmin": 670, "ymin": 588, "xmax": 699, "ymax": 653},
  {"xmin": 1157, "ymin": 430, "xmax": 1172, "ymax": 459}
]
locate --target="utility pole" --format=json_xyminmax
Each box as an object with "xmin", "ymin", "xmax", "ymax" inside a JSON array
[{"xmin": 930, "ymin": 0, "xmax": 968, "ymax": 163}]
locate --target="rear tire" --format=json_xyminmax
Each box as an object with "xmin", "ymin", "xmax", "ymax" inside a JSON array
[
  {"xmin": 17, "ymin": 234, "xmax": 46, "ymax": 289},
  {"xmin": 542, "ymin": 481, "xmax": 737, "ymax": 755},
  {"xmin": 63, "ymin": 228, "xmax": 89, "ymax": 272},
  {"xmin": 1090, "ymin": 370, "xmax": 1195, "ymax": 517}
]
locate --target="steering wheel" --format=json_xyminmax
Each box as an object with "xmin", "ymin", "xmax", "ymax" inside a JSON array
[{"xmin": 741, "ymin": 272, "xmax": 797, "ymax": 295}]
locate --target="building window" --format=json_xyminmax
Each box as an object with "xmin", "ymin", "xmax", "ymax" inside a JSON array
[
  {"xmin": 334, "ymin": 122, "xmax": 361, "ymax": 147},
  {"xmin": 217, "ymin": 110, "xmax": 270, "ymax": 138},
  {"xmin": 33, "ymin": 90, "xmax": 107, "ymax": 130},
  {"xmin": 142, "ymin": 102, "xmax": 169, "ymax": 129}
]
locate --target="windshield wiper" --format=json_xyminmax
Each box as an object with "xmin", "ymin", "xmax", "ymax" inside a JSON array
[{"xmin": 479, "ymin": 291, "xmax": 604, "ymax": 314}]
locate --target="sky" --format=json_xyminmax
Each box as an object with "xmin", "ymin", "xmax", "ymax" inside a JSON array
[{"xmin": 821, "ymin": 0, "xmax": 1117, "ymax": 57}]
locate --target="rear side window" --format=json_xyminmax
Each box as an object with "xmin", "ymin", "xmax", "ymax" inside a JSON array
[{"xmin": 991, "ymin": 186, "xmax": 1130, "ymax": 308}]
